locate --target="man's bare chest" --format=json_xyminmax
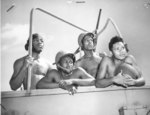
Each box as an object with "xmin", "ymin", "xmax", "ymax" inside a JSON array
[{"xmin": 31, "ymin": 62, "xmax": 48, "ymax": 75}]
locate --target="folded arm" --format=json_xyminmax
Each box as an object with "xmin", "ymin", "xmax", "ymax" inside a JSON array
[
  {"xmin": 124, "ymin": 55, "xmax": 145, "ymax": 86},
  {"xmin": 95, "ymin": 57, "xmax": 127, "ymax": 88},
  {"xmin": 36, "ymin": 70, "xmax": 60, "ymax": 89}
]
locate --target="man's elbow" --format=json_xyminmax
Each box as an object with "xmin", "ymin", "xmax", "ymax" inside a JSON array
[
  {"xmin": 36, "ymin": 82, "xmax": 42, "ymax": 89},
  {"xmin": 87, "ymin": 79, "xmax": 95, "ymax": 86},
  {"xmin": 140, "ymin": 79, "xmax": 145, "ymax": 86},
  {"xmin": 95, "ymin": 80, "xmax": 106, "ymax": 88},
  {"xmin": 10, "ymin": 86, "xmax": 18, "ymax": 91},
  {"xmin": 36, "ymin": 80, "xmax": 47, "ymax": 89},
  {"xmin": 135, "ymin": 77, "xmax": 145, "ymax": 87},
  {"xmin": 9, "ymin": 81, "xmax": 18, "ymax": 91}
]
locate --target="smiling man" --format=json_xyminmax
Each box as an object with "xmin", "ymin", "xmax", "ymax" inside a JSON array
[
  {"xmin": 36, "ymin": 51, "xmax": 95, "ymax": 94},
  {"xmin": 9, "ymin": 33, "xmax": 53, "ymax": 90},
  {"xmin": 95, "ymin": 36, "xmax": 145, "ymax": 88}
]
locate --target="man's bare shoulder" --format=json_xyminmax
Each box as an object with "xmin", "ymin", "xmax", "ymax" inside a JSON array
[
  {"xmin": 76, "ymin": 56, "xmax": 84, "ymax": 62},
  {"xmin": 47, "ymin": 69, "xmax": 60, "ymax": 74},
  {"xmin": 124, "ymin": 54, "xmax": 136, "ymax": 64},
  {"xmin": 14, "ymin": 56, "xmax": 27, "ymax": 66},
  {"xmin": 74, "ymin": 67, "xmax": 85, "ymax": 72},
  {"xmin": 101, "ymin": 56, "xmax": 112, "ymax": 63},
  {"xmin": 76, "ymin": 53, "xmax": 101, "ymax": 63},
  {"xmin": 75, "ymin": 56, "xmax": 85, "ymax": 67},
  {"xmin": 93, "ymin": 53, "xmax": 101, "ymax": 59},
  {"xmin": 47, "ymin": 69, "xmax": 61, "ymax": 77},
  {"xmin": 72, "ymin": 67, "xmax": 86, "ymax": 74},
  {"xmin": 126, "ymin": 54, "xmax": 135, "ymax": 60}
]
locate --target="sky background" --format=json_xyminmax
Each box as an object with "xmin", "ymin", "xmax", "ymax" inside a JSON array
[{"xmin": 1, "ymin": 0, "xmax": 150, "ymax": 91}]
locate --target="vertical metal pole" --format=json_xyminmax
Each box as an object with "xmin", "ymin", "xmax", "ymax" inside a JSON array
[
  {"xmin": 27, "ymin": 8, "xmax": 34, "ymax": 92},
  {"xmin": 95, "ymin": 9, "xmax": 102, "ymax": 34}
]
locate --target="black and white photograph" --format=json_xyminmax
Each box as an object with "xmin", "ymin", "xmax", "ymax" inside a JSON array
[{"xmin": 1, "ymin": 0, "xmax": 150, "ymax": 115}]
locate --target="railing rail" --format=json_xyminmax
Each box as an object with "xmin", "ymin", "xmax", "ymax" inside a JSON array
[{"xmin": 27, "ymin": 8, "xmax": 89, "ymax": 92}]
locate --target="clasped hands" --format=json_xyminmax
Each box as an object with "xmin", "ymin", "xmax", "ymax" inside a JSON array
[
  {"xmin": 59, "ymin": 79, "xmax": 77, "ymax": 95},
  {"xmin": 113, "ymin": 70, "xmax": 136, "ymax": 88}
]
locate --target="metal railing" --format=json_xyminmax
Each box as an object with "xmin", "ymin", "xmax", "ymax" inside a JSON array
[
  {"xmin": 27, "ymin": 8, "xmax": 123, "ymax": 92},
  {"xmin": 27, "ymin": 8, "xmax": 89, "ymax": 92}
]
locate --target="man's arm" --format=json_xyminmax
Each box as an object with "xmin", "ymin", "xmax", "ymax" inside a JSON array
[
  {"xmin": 59, "ymin": 67, "xmax": 95, "ymax": 88},
  {"xmin": 36, "ymin": 70, "xmax": 60, "ymax": 89},
  {"xmin": 95, "ymin": 56, "xmax": 127, "ymax": 88},
  {"xmin": 9, "ymin": 58, "xmax": 28, "ymax": 90},
  {"xmin": 71, "ymin": 67, "xmax": 95, "ymax": 86},
  {"xmin": 124, "ymin": 55, "xmax": 145, "ymax": 86},
  {"xmin": 95, "ymin": 57, "xmax": 115, "ymax": 88},
  {"xmin": 74, "ymin": 57, "xmax": 84, "ymax": 68}
]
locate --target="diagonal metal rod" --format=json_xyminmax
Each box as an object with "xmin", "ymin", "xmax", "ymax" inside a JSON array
[
  {"xmin": 27, "ymin": 8, "xmax": 88, "ymax": 92},
  {"xmin": 36, "ymin": 8, "xmax": 88, "ymax": 32}
]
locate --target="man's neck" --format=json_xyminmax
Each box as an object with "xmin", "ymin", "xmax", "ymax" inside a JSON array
[
  {"xmin": 32, "ymin": 52, "xmax": 41, "ymax": 60},
  {"xmin": 83, "ymin": 50, "xmax": 94, "ymax": 58},
  {"xmin": 61, "ymin": 71, "xmax": 72, "ymax": 80},
  {"xmin": 112, "ymin": 56, "xmax": 124, "ymax": 66}
]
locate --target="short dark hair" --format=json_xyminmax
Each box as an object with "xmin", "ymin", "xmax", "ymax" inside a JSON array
[
  {"xmin": 109, "ymin": 36, "xmax": 129, "ymax": 52},
  {"xmin": 24, "ymin": 33, "xmax": 41, "ymax": 51}
]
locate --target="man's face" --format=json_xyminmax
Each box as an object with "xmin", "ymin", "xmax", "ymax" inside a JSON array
[
  {"xmin": 83, "ymin": 36, "xmax": 94, "ymax": 50},
  {"xmin": 32, "ymin": 36, "xmax": 44, "ymax": 53},
  {"xmin": 112, "ymin": 42, "xmax": 127, "ymax": 60},
  {"xmin": 60, "ymin": 56, "xmax": 74, "ymax": 71}
]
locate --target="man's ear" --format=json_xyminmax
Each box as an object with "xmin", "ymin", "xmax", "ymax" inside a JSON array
[{"xmin": 124, "ymin": 43, "xmax": 129, "ymax": 52}]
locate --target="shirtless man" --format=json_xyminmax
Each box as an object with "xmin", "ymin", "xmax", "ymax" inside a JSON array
[
  {"xmin": 75, "ymin": 32, "xmax": 104, "ymax": 78},
  {"xmin": 95, "ymin": 36, "xmax": 145, "ymax": 88},
  {"xmin": 36, "ymin": 51, "xmax": 95, "ymax": 94},
  {"xmin": 9, "ymin": 33, "xmax": 53, "ymax": 90}
]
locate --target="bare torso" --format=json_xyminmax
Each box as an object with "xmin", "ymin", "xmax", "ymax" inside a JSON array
[
  {"xmin": 104, "ymin": 55, "xmax": 139, "ymax": 78},
  {"xmin": 21, "ymin": 56, "xmax": 51, "ymax": 89},
  {"xmin": 106, "ymin": 58, "xmax": 120, "ymax": 78},
  {"xmin": 76, "ymin": 54, "xmax": 101, "ymax": 78}
]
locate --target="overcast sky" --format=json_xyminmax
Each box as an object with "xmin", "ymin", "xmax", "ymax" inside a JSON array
[{"xmin": 1, "ymin": 0, "xmax": 150, "ymax": 91}]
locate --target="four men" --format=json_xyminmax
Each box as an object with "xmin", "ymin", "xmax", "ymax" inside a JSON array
[{"xmin": 10, "ymin": 33, "xmax": 145, "ymax": 92}]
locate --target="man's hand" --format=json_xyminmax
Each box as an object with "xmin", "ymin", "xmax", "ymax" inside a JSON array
[
  {"xmin": 113, "ymin": 70, "xmax": 128, "ymax": 88},
  {"xmin": 24, "ymin": 56, "xmax": 34, "ymax": 68},
  {"xmin": 68, "ymin": 86, "xmax": 77, "ymax": 95},
  {"xmin": 123, "ymin": 74, "xmax": 136, "ymax": 86},
  {"xmin": 59, "ymin": 80, "xmax": 73, "ymax": 88},
  {"xmin": 59, "ymin": 80, "xmax": 77, "ymax": 95}
]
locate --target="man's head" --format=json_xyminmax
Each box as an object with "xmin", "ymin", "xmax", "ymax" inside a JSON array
[
  {"xmin": 25, "ymin": 33, "xmax": 44, "ymax": 54},
  {"xmin": 54, "ymin": 51, "xmax": 76, "ymax": 73},
  {"xmin": 78, "ymin": 32, "xmax": 96, "ymax": 51},
  {"xmin": 109, "ymin": 36, "xmax": 129, "ymax": 60}
]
